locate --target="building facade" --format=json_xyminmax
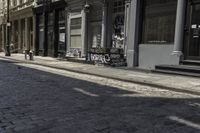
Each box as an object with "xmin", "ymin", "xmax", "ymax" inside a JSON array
[
  {"xmin": 0, "ymin": 0, "xmax": 7, "ymax": 52},
  {"xmin": 1, "ymin": 0, "xmax": 200, "ymax": 70},
  {"xmin": 33, "ymin": 0, "xmax": 129, "ymax": 59},
  {"xmin": 0, "ymin": 0, "xmax": 35, "ymax": 53},
  {"xmin": 127, "ymin": 0, "xmax": 200, "ymax": 69},
  {"xmin": 75, "ymin": 0, "xmax": 200, "ymax": 70},
  {"xmin": 9, "ymin": 0, "xmax": 35, "ymax": 53},
  {"xmin": 33, "ymin": 0, "xmax": 67, "ymax": 57},
  {"xmin": 65, "ymin": 0, "xmax": 129, "ymax": 59},
  {"xmin": 127, "ymin": 0, "xmax": 178, "ymax": 69},
  {"xmin": 62, "ymin": 0, "xmax": 183, "ymax": 69}
]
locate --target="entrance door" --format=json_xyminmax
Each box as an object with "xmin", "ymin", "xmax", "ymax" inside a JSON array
[
  {"xmin": 47, "ymin": 13, "xmax": 54, "ymax": 57},
  {"xmin": 47, "ymin": 26, "xmax": 54, "ymax": 57},
  {"xmin": 185, "ymin": 0, "xmax": 200, "ymax": 60}
]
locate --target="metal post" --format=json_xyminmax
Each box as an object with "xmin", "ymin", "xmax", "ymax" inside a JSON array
[{"xmin": 5, "ymin": 0, "xmax": 10, "ymax": 56}]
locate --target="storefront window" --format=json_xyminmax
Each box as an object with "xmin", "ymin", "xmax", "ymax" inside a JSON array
[
  {"xmin": 142, "ymin": 0, "xmax": 177, "ymax": 44},
  {"xmin": 38, "ymin": 15, "xmax": 44, "ymax": 51},
  {"xmin": 88, "ymin": 4, "xmax": 102, "ymax": 48},
  {"xmin": 0, "ymin": 27, "xmax": 2, "ymax": 51},
  {"xmin": 21, "ymin": 19, "xmax": 25, "ymax": 49},
  {"xmin": 70, "ymin": 17, "xmax": 82, "ymax": 48},
  {"xmin": 91, "ymin": 23, "xmax": 102, "ymax": 48},
  {"xmin": 113, "ymin": 0, "xmax": 125, "ymax": 13},
  {"xmin": 112, "ymin": 0, "xmax": 125, "ymax": 49},
  {"xmin": 58, "ymin": 10, "xmax": 66, "ymax": 52},
  {"xmin": 47, "ymin": 13, "xmax": 54, "ymax": 56}
]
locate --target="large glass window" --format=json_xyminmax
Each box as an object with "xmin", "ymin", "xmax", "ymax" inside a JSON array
[
  {"xmin": 38, "ymin": 15, "xmax": 44, "ymax": 51},
  {"xmin": 0, "ymin": 27, "xmax": 2, "ymax": 51},
  {"xmin": 91, "ymin": 22, "xmax": 102, "ymax": 48},
  {"xmin": 70, "ymin": 17, "xmax": 82, "ymax": 48},
  {"xmin": 47, "ymin": 13, "xmax": 54, "ymax": 56},
  {"xmin": 142, "ymin": 0, "xmax": 177, "ymax": 44},
  {"xmin": 112, "ymin": 0, "xmax": 125, "ymax": 49},
  {"xmin": 88, "ymin": 4, "xmax": 102, "ymax": 48},
  {"xmin": 58, "ymin": 10, "xmax": 66, "ymax": 52},
  {"xmin": 113, "ymin": 0, "xmax": 125, "ymax": 13}
]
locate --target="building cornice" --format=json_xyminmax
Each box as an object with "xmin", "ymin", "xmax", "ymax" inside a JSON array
[{"xmin": 10, "ymin": 0, "xmax": 34, "ymax": 13}]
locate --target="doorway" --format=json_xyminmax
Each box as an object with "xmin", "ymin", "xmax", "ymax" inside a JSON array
[
  {"xmin": 185, "ymin": 0, "xmax": 200, "ymax": 60},
  {"xmin": 47, "ymin": 13, "xmax": 54, "ymax": 57}
]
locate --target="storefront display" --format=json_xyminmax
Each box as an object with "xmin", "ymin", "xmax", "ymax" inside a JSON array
[
  {"xmin": 34, "ymin": 0, "xmax": 67, "ymax": 57},
  {"xmin": 88, "ymin": 4, "xmax": 102, "ymax": 48},
  {"xmin": 112, "ymin": 0, "xmax": 125, "ymax": 49},
  {"xmin": 47, "ymin": 12, "xmax": 54, "ymax": 57},
  {"xmin": 66, "ymin": 13, "xmax": 82, "ymax": 57},
  {"xmin": 58, "ymin": 10, "xmax": 66, "ymax": 56},
  {"xmin": 38, "ymin": 15, "xmax": 44, "ymax": 55},
  {"xmin": 112, "ymin": 14, "xmax": 125, "ymax": 48},
  {"xmin": 142, "ymin": 0, "xmax": 177, "ymax": 44}
]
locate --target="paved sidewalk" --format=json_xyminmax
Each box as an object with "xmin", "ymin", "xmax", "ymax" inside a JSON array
[{"xmin": 0, "ymin": 53, "xmax": 200, "ymax": 95}]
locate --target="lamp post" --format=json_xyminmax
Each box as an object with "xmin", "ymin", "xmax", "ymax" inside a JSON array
[{"xmin": 5, "ymin": 0, "xmax": 10, "ymax": 56}]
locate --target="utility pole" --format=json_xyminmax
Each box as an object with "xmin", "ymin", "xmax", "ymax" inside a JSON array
[{"xmin": 5, "ymin": 0, "xmax": 10, "ymax": 56}]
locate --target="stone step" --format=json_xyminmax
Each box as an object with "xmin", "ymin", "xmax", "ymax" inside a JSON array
[
  {"xmin": 154, "ymin": 65, "xmax": 200, "ymax": 77},
  {"xmin": 181, "ymin": 60, "xmax": 200, "ymax": 66}
]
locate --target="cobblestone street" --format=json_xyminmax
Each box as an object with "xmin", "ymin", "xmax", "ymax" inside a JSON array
[{"xmin": 0, "ymin": 60, "xmax": 200, "ymax": 133}]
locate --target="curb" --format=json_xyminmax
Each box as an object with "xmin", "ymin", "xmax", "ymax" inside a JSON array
[{"xmin": 1, "ymin": 56, "xmax": 200, "ymax": 96}]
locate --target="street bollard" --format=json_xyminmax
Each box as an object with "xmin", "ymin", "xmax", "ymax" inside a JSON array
[
  {"xmin": 29, "ymin": 50, "xmax": 34, "ymax": 61},
  {"xmin": 24, "ymin": 50, "xmax": 28, "ymax": 60}
]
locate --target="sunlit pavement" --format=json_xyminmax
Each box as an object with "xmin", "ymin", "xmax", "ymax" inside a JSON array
[
  {"xmin": 0, "ymin": 59, "xmax": 200, "ymax": 133},
  {"xmin": 1, "ymin": 53, "xmax": 200, "ymax": 96}
]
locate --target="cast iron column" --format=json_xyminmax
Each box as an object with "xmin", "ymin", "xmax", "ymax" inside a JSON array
[
  {"xmin": 101, "ymin": 3, "xmax": 108, "ymax": 48},
  {"xmin": 33, "ymin": 15, "xmax": 36, "ymax": 52},
  {"xmin": 5, "ymin": 0, "xmax": 10, "ymax": 56},
  {"xmin": 18, "ymin": 19, "xmax": 22, "ymax": 52},
  {"xmin": 81, "ymin": 6, "xmax": 88, "ymax": 57},
  {"xmin": 127, "ymin": 0, "xmax": 140, "ymax": 67},
  {"xmin": 25, "ymin": 18, "xmax": 29, "ymax": 51},
  {"xmin": 172, "ymin": 0, "xmax": 187, "ymax": 56}
]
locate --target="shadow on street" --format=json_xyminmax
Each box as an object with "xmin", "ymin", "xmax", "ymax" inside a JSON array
[{"xmin": 0, "ymin": 60, "xmax": 199, "ymax": 133}]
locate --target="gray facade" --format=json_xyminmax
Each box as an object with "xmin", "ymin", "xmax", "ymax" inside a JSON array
[
  {"xmin": 1, "ymin": 0, "xmax": 200, "ymax": 70},
  {"xmin": 65, "ymin": 0, "xmax": 185, "ymax": 69},
  {"xmin": 0, "ymin": 0, "xmax": 35, "ymax": 53},
  {"xmin": 65, "ymin": 0, "xmax": 129, "ymax": 65},
  {"xmin": 0, "ymin": 0, "xmax": 7, "ymax": 52},
  {"xmin": 34, "ymin": 0, "xmax": 67, "ymax": 57},
  {"xmin": 127, "ymin": 0, "xmax": 200, "ymax": 70}
]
